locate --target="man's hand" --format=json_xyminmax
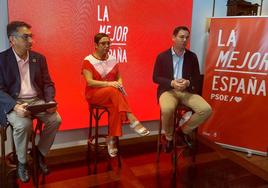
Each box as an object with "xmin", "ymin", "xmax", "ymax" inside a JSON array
[
  {"xmin": 171, "ymin": 79, "xmax": 190, "ymax": 91},
  {"xmin": 14, "ymin": 103, "xmax": 31, "ymax": 117},
  {"xmin": 46, "ymin": 101, "xmax": 57, "ymax": 113}
]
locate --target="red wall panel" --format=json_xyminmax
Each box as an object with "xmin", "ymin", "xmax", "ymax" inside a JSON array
[{"xmin": 8, "ymin": 0, "xmax": 193, "ymax": 130}]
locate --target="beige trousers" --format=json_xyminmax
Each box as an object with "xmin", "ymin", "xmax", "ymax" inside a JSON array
[
  {"xmin": 7, "ymin": 97, "xmax": 61, "ymax": 164},
  {"xmin": 159, "ymin": 90, "xmax": 212, "ymax": 141}
]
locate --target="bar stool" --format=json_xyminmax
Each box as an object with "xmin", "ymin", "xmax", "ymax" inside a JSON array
[
  {"xmin": 1, "ymin": 116, "xmax": 46, "ymax": 187},
  {"xmin": 10, "ymin": 118, "xmax": 45, "ymax": 187},
  {"xmin": 87, "ymin": 104, "xmax": 121, "ymax": 174},
  {"xmin": 156, "ymin": 105, "xmax": 197, "ymax": 176},
  {"xmin": 0, "ymin": 122, "xmax": 17, "ymax": 188}
]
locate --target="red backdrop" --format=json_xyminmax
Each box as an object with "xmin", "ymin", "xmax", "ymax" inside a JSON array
[
  {"xmin": 201, "ymin": 17, "xmax": 268, "ymax": 154},
  {"xmin": 8, "ymin": 0, "xmax": 193, "ymax": 130}
]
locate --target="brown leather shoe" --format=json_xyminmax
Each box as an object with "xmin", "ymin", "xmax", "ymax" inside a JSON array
[
  {"xmin": 37, "ymin": 149, "xmax": 50, "ymax": 175},
  {"xmin": 162, "ymin": 136, "xmax": 174, "ymax": 153},
  {"xmin": 165, "ymin": 140, "xmax": 174, "ymax": 153},
  {"xmin": 17, "ymin": 162, "xmax": 30, "ymax": 183},
  {"xmin": 176, "ymin": 127, "xmax": 193, "ymax": 148},
  {"xmin": 30, "ymin": 149, "xmax": 50, "ymax": 175}
]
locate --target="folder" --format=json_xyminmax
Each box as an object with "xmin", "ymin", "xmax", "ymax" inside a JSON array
[{"xmin": 26, "ymin": 102, "xmax": 57, "ymax": 114}]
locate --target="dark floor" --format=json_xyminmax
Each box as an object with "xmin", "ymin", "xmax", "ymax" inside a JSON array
[{"xmin": 9, "ymin": 140, "xmax": 268, "ymax": 188}]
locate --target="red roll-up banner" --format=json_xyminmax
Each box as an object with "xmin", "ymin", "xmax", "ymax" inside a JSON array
[
  {"xmin": 8, "ymin": 0, "xmax": 193, "ymax": 130},
  {"xmin": 201, "ymin": 17, "xmax": 268, "ymax": 155}
]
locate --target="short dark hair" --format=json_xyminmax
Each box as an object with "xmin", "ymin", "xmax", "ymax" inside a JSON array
[
  {"xmin": 94, "ymin": 33, "xmax": 109, "ymax": 44},
  {"xmin": 173, "ymin": 26, "xmax": 190, "ymax": 36},
  {"xmin": 7, "ymin": 21, "xmax": 31, "ymax": 38}
]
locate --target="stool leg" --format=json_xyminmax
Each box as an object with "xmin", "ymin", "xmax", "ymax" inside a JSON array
[
  {"xmin": 32, "ymin": 120, "xmax": 43, "ymax": 187},
  {"xmin": 156, "ymin": 114, "xmax": 162, "ymax": 163},
  {"xmin": 116, "ymin": 137, "xmax": 121, "ymax": 168},
  {"xmin": 87, "ymin": 107, "xmax": 93, "ymax": 174},
  {"xmin": 87, "ymin": 139, "xmax": 91, "ymax": 175},
  {"xmin": 94, "ymin": 108, "xmax": 99, "ymax": 174},
  {"xmin": 172, "ymin": 111, "xmax": 178, "ymax": 177},
  {"xmin": 172, "ymin": 137, "xmax": 177, "ymax": 177},
  {"xmin": 32, "ymin": 134, "xmax": 38, "ymax": 186},
  {"xmin": 32, "ymin": 130, "xmax": 39, "ymax": 187},
  {"xmin": 106, "ymin": 111, "xmax": 112, "ymax": 171},
  {"xmin": 1, "ymin": 127, "xmax": 6, "ymax": 187},
  {"xmin": 192, "ymin": 131, "xmax": 198, "ymax": 164},
  {"xmin": 41, "ymin": 173, "xmax": 45, "ymax": 185},
  {"xmin": 89, "ymin": 107, "xmax": 93, "ymax": 139}
]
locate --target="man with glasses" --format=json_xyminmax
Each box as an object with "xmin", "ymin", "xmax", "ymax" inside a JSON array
[
  {"xmin": 0, "ymin": 21, "xmax": 61, "ymax": 183},
  {"xmin": 153, "ymin": 26, "xmax": 212, "ymax": 152}
]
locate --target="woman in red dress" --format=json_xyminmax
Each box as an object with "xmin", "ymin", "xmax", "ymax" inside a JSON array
[{"xmin": 82, "ymin": 33, "xmax": 150, "ymax": 157}]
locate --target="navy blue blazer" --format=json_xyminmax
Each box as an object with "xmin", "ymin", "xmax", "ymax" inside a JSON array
[
  {"xmin": 153, "ymin": 48, "xmax": 201, "ymax": 100},
  {"xmin": 0, "ymin": 48, "xmax": 55, "ymax": 126}
]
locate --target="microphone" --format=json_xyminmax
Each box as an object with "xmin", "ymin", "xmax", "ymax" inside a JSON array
[{"xmin": 118, "ymin": 86, "xmax": 127, "ymax": 96}]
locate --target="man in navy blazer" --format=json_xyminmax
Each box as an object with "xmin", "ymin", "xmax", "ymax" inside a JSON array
[
  {"xmin": 153, "ymin": 26, "xmax": 212, "ymax": 152},
  {"xmin": 0, "ymin": 21, "xmax": 61, "ymax": 183}
]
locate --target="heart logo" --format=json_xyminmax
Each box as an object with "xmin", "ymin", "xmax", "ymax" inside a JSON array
[{"xmin": 234, "ymin": 96, "xmax": 242, "ymax": 103}]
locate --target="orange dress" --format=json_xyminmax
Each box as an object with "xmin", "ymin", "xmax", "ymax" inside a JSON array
[{"xmin": 82, "ymin": 54, "xmax": 131, "ymax": 136}]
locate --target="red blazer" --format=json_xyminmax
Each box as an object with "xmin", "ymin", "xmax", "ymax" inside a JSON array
[{"xmin": 153, "ymin": 48, "xmax": 201, "ymax": 100}]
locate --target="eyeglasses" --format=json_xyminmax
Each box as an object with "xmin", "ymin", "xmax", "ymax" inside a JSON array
[
  {"xmin": 12, "ymin": 33, "xmax": 33, "ymax": 41},
  {"xmin": 178, "ymin": 35, "xmax": 189, "ymax": 40},
  {"xmin": 98, "ymin": 41, "xmax": 111, "ymax": 46}
]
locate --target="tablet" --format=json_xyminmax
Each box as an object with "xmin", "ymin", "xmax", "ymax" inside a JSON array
[{"xmin": 26, "ymin": 103, "xmax": 57, "ymax": 114}]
